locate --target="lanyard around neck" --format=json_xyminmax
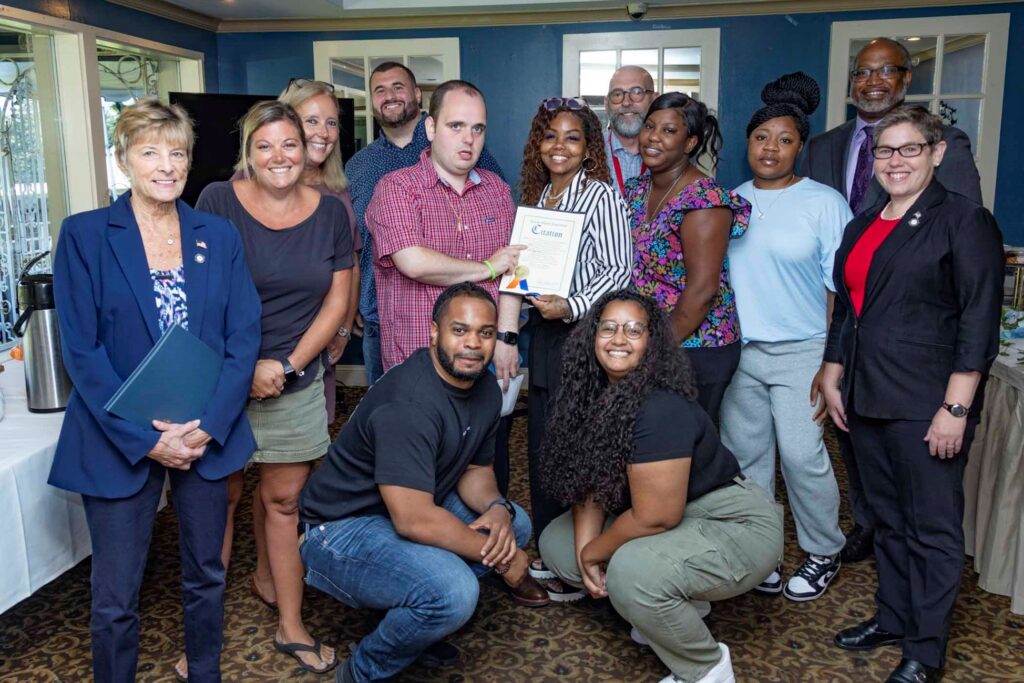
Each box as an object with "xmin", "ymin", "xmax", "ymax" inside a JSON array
[{"xmin": 609, "ymin": 130, "xmax": 646, "ymax": 194}]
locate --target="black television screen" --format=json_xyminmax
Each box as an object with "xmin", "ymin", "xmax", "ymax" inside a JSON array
[{"xmin": 169, "ymin": 92, "xmax": 356, "ymax": 207}]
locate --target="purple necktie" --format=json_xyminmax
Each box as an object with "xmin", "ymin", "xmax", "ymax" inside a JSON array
[{"xmin": 849, "ymin": 125, "xmax": 874, "ymax": 214}]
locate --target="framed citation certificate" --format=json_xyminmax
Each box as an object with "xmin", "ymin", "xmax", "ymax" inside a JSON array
[{"xmin": 498, "ymin": 206, "xmax": 585, "ymax": 298}]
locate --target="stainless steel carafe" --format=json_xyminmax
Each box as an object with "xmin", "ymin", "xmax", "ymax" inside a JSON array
[{"xmin": 13, "ymin": 251, "xmax": 71, "ymax": 412}]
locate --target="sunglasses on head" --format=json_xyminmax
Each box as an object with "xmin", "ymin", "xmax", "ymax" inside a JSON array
[
  {"xmin": 541, "ymin": 97, "xmax": 589, "ymax": 112},
  {"xmin": 287, "ymin": 77, "xmax": 335, "ymax": 93}
]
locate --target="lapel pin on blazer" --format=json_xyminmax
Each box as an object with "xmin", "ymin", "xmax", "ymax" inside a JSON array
[
  {"xmin": 908, "ymin": 211, "xmax": 922, "ymax": 227},
  {"xmin": 195, "ymin": 253, "xmax": 206, "ymax": 264},
  {"xmin": 196, "ymin": 240, "xmax": 207, "ymax": 249}
]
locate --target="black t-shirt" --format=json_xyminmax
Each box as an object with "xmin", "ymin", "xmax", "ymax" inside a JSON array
[
  {"xmin": 623, "ymin": 390, "xmax": 741, "ymax": 509},
  {"xmin": 196, "ymin": 181, "xmax": 353, "ymax": 393},
  {"xmin": 300, "ymin": 348, "xmax": 501, "ymax": 524}
]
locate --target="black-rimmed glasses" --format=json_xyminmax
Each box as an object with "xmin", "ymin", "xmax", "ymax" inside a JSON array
[
  {"xmin": 597, "ymin": 320, "xmax": 648, "ymax": 339},
  {"xmin": 871, "ymin": 142, "xmax": 932, "ymax": 159},
  {"xmin": 542, "ymin": 97, "xmax": 588, "ymax": 111},
  {"xmin": 849, "ymin": 65, "xmax": 908, "ymax": 82},
  {"xmin": 287, "ymin": 77, "xmax": 335, "ymax": 92},
  {"xmin": 607, "ymin": 86, "xmax": 656, "ymax": 104}
]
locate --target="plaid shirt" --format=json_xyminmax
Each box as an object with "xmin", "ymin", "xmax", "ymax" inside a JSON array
[{"xmin": 367, "ymin": 148, "xmax": 515, "ymax": 370}]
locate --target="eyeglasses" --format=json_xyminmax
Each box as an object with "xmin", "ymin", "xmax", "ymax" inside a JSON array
[
  {"xmin": 849, "ymin": 65, "xmax": 908, "ymax": 82},
  {"xmin": 287, "ymin": 77, "xmax": 335, "ymax": 93},
  {"xmin": 607, "ymin": 87, "xmax": 656, "ymax": 104},
  {"xmin": 871, "ymin": 142, "xmax": 931, "ymax": 159},
  {"xmin": 597, "ymin": 320, "xmax": 648, "ymax": 339},
  {"xmin": 541, "ymin": 97, "xmax": 589, "ymax": 111}
]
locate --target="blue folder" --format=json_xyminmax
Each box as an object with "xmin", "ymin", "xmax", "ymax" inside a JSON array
[{"xmin": 105, "ymin": 323, "xmax": 223, "ymax": 429}]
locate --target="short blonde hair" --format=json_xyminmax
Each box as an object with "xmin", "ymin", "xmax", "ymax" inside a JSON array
[
  {"xmin": 113, "ymin": 97, "xmax": 194, "ymax": 165},
  {"xmin": 278, "ymin": 79, "xmax": 350, "ymax": 193},
  {"xmin": 234, "ymin": 100, "xmax": 306, "ymax": 179}
]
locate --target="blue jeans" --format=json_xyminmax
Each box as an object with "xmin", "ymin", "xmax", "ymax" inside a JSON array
[
  {"xmin": 300, "ymin": 491, "xmax": 531, "ymax": 682},
  {"xmin": 361, "ymin": 320, "xmax": 384, "ymax": 385}
]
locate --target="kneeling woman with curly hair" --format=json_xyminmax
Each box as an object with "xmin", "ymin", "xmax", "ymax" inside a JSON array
[{"xmin": 537, "ymin": 290, "xmax": 783, "ymax": 683}]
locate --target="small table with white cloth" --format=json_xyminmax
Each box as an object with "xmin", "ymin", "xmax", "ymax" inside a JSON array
[
  {"xmin": 0, "ymin": 359, "xmax": 90, "ymax": 614},
  {"xmin": 963, "ymin": 337, "xmax": 1024, "ymax": 614}
]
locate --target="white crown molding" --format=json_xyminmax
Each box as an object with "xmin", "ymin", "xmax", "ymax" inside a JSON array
[
  {"xmin": 106, "ymin": 0, "xmax": 221, "ymax": 32},
  {"xmin": 106, "ymin": 0, "xmax": 1013, "ymax": 33}
]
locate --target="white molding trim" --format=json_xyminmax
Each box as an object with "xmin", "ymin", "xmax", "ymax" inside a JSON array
[
  {"xmin": 827, "ymin": 13, "xmax": 1009, "ymax": 210},
  {"xmin": 213, "ymin": 0, "xmax": 1013, "ymax": 33},
  {"xmin": 106, "ymin": 0, "xmax": 221, "ymax": 32}
]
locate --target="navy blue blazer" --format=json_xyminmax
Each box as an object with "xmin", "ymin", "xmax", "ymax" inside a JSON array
[{"xmin": 48, "ymin": 192, "xmax": 262, "ymax": 498}]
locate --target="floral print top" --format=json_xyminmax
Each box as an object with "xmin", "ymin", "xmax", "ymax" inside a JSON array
[
  {"xmin": 626, "ymin": 174, "xmax": 750, "ymax": 348},
  {"xmin": 150, "ymin": 265, "xmax": 189, "ymax": 334}
]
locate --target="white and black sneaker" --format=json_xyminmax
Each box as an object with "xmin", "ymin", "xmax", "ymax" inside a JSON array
[
  {"xmin": 783, "ymin": 554, "xmax": 841, "ymax": 602},
  {"xmin": 528, "ymin": 559, "xmax": 556, "ymax": 580},
  {"xmin": 753, "ymin": 564, "xmax": 783, "ymax": 595}
]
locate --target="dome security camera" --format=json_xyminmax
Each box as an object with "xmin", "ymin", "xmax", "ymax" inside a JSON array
[{"xmin": 626, "ymin": 2, "xmax": 649, "ymax": 20}]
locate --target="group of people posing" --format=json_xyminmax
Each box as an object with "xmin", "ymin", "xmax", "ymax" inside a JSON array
[{"xmin": 48, "ymin": 35, "xmax": 1002, "ymax": 683}]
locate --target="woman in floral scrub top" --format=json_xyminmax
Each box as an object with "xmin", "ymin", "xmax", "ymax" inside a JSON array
[{"xmin": 626, "ymin": 92, "xmax": 751, "ymax": 422}]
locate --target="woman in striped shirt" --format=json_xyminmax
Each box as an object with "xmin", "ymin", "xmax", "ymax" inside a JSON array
[{"xmin": 516, "ymin": 97, "xmax": 633, "ymax": 601}]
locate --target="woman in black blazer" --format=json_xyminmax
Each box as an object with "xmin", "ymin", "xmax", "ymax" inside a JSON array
[{"xmin": 821, "ymin": 106, "xmax": 1002, "ymax": 683}]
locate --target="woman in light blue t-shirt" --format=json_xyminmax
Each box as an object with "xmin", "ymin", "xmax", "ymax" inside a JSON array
[{"xmin": 720, "ymin": 72, "xmax": 852, "ymax": 605}]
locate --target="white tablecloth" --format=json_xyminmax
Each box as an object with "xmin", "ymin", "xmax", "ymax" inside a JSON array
[
  {"xmin": 0, "ymin": 361, "xmax": 91, "ymax": 614},
  {"xmin": 963, "ymin": 338, "xmax": 1024, "ymax": 614}
]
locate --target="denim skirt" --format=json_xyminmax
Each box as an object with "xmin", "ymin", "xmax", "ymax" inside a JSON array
[{"xmin": 247, "ymin": 365, "xmax": 329, "ymax": 463}]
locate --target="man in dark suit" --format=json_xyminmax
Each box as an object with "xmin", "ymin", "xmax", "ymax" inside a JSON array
[{"xmin": 801, "ymin": 37, "xmax": 983, "ymax": 563}]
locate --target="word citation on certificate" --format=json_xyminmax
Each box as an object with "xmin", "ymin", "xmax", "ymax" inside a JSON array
[{"xmin": 498, "ymin": 206, "xmax": 585, "ymax": 299}]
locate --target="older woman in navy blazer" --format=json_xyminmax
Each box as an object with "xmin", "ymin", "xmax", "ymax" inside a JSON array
[{"xmin": 48, "ymin": 99, "xmax": 261, "ymax": 683}]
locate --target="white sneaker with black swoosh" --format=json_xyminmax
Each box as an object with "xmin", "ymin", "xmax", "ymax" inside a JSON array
[{"xmin": 783, "ymin": 553, "xmax": 841, "ymax": 602}]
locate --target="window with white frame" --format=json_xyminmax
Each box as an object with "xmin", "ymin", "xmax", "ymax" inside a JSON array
[
  {"xmin": 0, "ymin": 5, "xmax": 203, "ymax": 351},
  {"xmin": 827, "ymin": 14, "xmax": 1008, "ymax": 209},
  {"xmin": 312, "ymin": 38, "xmax": 460, "ymax": 152},
  {"xmin": 562, "ymin": 29, "xmax": 721, "ymax": 129}
]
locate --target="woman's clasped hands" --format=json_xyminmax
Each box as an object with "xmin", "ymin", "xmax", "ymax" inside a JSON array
[{"xmin": 148, "ymin": 419, "xmax": 209, "ymax": 470}]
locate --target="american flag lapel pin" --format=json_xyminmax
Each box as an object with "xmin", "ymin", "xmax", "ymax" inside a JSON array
[{"xmin": 196, "ymin": 239, "xmax": 207, "ymax": 249}]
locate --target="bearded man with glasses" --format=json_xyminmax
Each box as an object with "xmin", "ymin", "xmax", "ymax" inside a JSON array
[
  {"xmin": 603, "ymin": 65, "xmax": 658, "ymax": 194},
  {"xmin": 799, "ymin": 37, "xmax": 982, "ymax": 569}
]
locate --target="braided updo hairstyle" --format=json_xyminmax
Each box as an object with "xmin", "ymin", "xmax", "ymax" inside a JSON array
[{"xmin": 745, "ymin": 71, "xmax": 820, "ymax": 141}]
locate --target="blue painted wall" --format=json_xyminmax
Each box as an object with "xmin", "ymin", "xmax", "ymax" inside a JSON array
[
  {"xmin": 215, "ymin": 3, "xmax": 1024, "ymax": 243},
  {"xmin": 4, "ymin": 0, "xmax": 219, "ymax": 90}
]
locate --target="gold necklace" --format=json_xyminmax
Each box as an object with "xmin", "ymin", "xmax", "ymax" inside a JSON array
[{"xmin": 646, "ymin": 170, "xmax": 689, "ymax": 221}]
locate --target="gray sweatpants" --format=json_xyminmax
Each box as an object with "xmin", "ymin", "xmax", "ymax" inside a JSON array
[
  {"xmin": 538, "ymin": 478, "xmax": 782, "ymax": 683},
  {"xmin": 720, "ymin": 339, "xmax": 845, "ymax": 557}
]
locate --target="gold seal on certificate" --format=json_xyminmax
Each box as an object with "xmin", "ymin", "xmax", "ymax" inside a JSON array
[{"xmin": 498, "ymin": 206, "xmax": 585, "ymax": 298}]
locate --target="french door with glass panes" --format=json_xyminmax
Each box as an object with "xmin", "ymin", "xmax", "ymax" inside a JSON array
[
  {"xmin": 313, "ymin": 38, "xmax": 460, "ymax": 153},
  {"xmin": 827, "ymin": 14, "xmax": 1008, "ymax": 208},
  {"xmin": 562, "ymin": 29, "xmax": 720, "ymax": 128}
]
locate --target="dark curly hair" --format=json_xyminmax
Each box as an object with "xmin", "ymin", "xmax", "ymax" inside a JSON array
[
  {"xmin": 539, "ymin": 289, "xmax": 698, "ymax": 512},
  {"xmin": 517, "ymin": 102, "xmax": 611, "ymax": 206}
]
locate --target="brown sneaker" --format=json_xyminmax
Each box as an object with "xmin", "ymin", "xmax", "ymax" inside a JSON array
[{"xmin": 506, "ymin": 575, "xmax": 551, "ymax": 607}]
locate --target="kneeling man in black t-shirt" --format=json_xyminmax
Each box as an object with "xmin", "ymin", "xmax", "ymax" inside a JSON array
[{"xmin": 299, "ymin": 282, "xmax": 548, "ymax": 682}]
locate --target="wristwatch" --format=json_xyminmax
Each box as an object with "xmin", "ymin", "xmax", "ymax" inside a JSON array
[
  {"xmin": 281, "ymin": 360, "xmax": 303, "ymax": 385},
  {"xmin": 487, "ymin": 497, "xmax": 516, "ymax": 521},
  {"xmin": 495, "ymin": 331, "xmax": 519, "ymax": 346},
  {"xmin": 942, "ymin": 402, "xmax": 969, "ymax": 418},
  {"xmin": 336, "ymin": 325, "xmax": 351, "ymax": 339}
]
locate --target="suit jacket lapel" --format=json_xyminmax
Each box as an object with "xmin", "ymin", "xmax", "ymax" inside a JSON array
[
  {"xmin": 107, "ymin": 193, "xmax": 161, "ymax": 344},
  {"xmin": 179, "ymin": 200, "xmax": 209, "ymax": 339},
  {"xmin": 861, "ymin": 181, "xmax": 947, "ymax": 311},
  {"xmin": 833, "ymin": 120, "xmax": 856, "ymax": 198}
]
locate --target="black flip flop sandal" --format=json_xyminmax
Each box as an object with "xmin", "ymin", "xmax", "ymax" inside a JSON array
[{"xmin": 273, "ymin": 636, "xmax": 338, "ymax": 675}]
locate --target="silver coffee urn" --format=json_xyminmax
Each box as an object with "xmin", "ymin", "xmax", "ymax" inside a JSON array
[{"xmin": 12, "ymin": 251, "xmax": 72, "ymax": 412}]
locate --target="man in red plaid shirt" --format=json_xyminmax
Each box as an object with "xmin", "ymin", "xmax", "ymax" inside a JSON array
[{"xmin": 367, "ymin": 80, "xmax": 525, "ymax": 383}]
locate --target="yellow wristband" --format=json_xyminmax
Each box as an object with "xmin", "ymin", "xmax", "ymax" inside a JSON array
[{"xmin": 482, "ymin": 259, "xmax": 497, "ymax": 281}]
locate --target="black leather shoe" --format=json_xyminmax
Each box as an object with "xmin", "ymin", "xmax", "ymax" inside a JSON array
[
  {"xmin": 840, "ymin": 524, "xmax": 875, "ymax": 563},
  {"xmin": 885, "ymin": 658, "xmax": 944, "ymax": 682},
  {"xmin": 834, "ymin": 618, "xmax": 903, "ymax": 651}
]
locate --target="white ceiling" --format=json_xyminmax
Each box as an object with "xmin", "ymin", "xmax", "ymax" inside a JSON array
[{"xmin": 158, "ymin": 0, "xmax": 754, "ymax": 21}]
